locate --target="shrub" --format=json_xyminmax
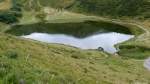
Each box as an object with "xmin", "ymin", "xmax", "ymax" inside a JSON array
[
  {"xmin": 5, "ymin": 50, "xmax": 18, "ymax": 59},
  {"xmin": 0, "ymin": 0, "xmax": 22, "ymax": 24},
  {"xmin": 0, "ymin": 12, "xmax": 18, "ymax": 24}
]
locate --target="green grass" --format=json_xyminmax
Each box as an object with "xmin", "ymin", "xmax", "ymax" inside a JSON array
[
  {"xmin": 18, "ymin": 11, "xmax": 40, "ymax": 25},
  {"xmin": 0, "ymin": 0, "xmax": 150, "ymax": 83},
  {"xmin": 5, "ymin": 9, "xmax": 148, "ymax": 60},
  {"xmin": 117, "ymin": 42, "xmax": 150, "ymax": 59},
  {"xmin": 0, "ymin": 15, "xmax": 150, "ymax": 83},
  {"xmin": 0, "ymin": 23, "xmax": 10, "ymax": 32},
  {"xmin": 14, "ymin": 0, "xmax": 150, "ymax": 18},
  {"xmin": 0, "ymin": 33, "xmax": 150, "ymax": 84},
  {"xmin": 5, "ymin": 8, "xmax": 148, "ymax": 60}
]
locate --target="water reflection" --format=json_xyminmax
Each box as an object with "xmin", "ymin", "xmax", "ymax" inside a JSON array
[{"xmin": 22, "ymin": 32, "xmax": 134, "ymax": 53}]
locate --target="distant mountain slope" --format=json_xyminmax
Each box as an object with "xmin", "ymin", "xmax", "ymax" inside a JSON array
[
  {"xmin": 16, "ymin": 0, "xmax": 150, "ymax": 18},
  {"xmin": 0, "ymin": 0, "xmax": 149, "ymax": 23},
  {"xmin": 73, "ymin": 0, "xmax": 150, "ymax": 17}
]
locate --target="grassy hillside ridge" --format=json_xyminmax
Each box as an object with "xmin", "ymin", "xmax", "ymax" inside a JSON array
[
  {"xmin": 5, "ymin": 8, "xmax": 148, "ymax": 59},
  {"xmin": 0, "ymin": 0, "xmax": 150, "ymax": 83},
  {"xmin": 0, "ymin": 12, "xmax": 150, "ymax": 83},
  {"xmin": 0, "ymin": 32, "xmax": 150, "ymax": 83},
  {"xmin": 114, "ymin": 19, "xmax": 150, "ymax": 59},
  {"xmin": 15, "ymin": 0, "xmax": 150, "ymax": 18},
  {"xmin": 0, "ymin": 0, "xmax": 149, "ymax": 23}
]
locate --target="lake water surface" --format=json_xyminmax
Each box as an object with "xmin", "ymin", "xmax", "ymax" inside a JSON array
[{"xmin": 22, "ymin": 32, "xmax": 134, "ymax": 53}]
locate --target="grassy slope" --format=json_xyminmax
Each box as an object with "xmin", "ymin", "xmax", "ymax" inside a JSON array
[
  {"xmin": 0, "ymin": 10, "xmax": 150, "ymax": 83},
  {"xmin": 17, "ymin": 0, "xmax": 150, "ymax": 18},
  {"xmin": 0, "ymin": 32, "xmax": 150, "ymax": 84},
  {"xmin": 116, "ymin": 19, "xmax": 150, "ymax": 59},
  {"xmin": 17, "ymin": 8, "xmax": 150, "ymax": 59},
  {"xmin": 0, "ymin": 0, "xmax": 12, "ymax": 10},
  {"xmin": 0, "ymin": 0, "xmax": 150, "ymax": 83}
]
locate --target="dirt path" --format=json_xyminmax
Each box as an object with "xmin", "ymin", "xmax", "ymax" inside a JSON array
[{"xmin": 144, "ymin": 57, "xmax": 150, "ymax": 70}]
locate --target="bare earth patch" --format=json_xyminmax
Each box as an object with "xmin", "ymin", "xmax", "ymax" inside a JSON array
[{"xmin": 0, "ymin": 0, "xmax": 12, "ymax": 10}]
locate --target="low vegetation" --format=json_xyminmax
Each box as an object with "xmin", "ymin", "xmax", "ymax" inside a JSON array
[
  {"xmin": 0, "ymin": 0, "xmax": 150, "ymax": 83},
  {"xmin": 0, "ymin": 33, "xmax": 150, "ymax": 83},
  {"xmin": 0, "ymin": 0, "xmax": 22, "ymax": 24},
  {"xmin": 15, "ymin": 0, "xmax": 150, "ymax": 18}
]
